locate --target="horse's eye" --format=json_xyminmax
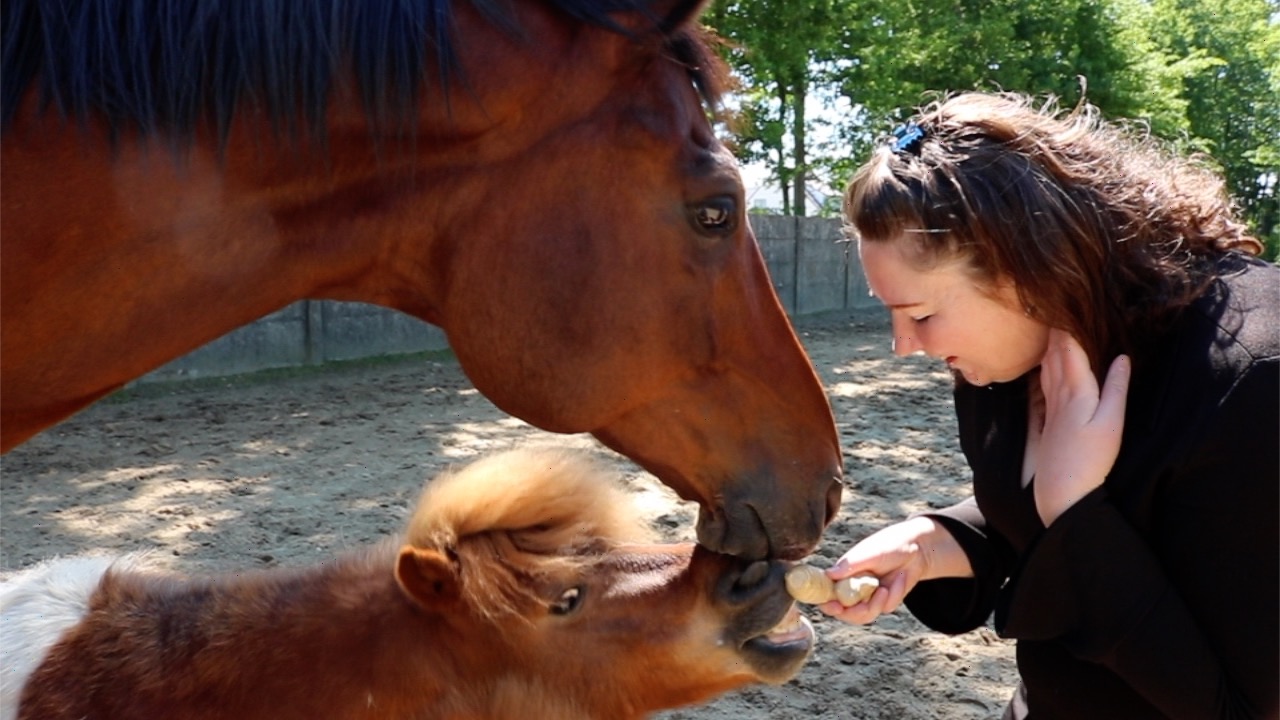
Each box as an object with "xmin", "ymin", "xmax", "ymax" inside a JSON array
[
  {"xmin": 549, "ymin": 587, "xmax": 583, "ymax": 616},
  {"xmin": 691, "ymin": 196, "xmax": 737, "ymax": 236}
]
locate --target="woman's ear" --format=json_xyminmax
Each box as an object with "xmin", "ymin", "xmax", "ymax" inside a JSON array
[{"xmin": 395, "ymin": 546, "xmax": 460, "ymax": 608}]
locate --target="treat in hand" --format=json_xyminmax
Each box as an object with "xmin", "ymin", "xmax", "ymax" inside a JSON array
[{"xmin": 785, "ymin": 564, "xmax": 879, "ymax": 606}]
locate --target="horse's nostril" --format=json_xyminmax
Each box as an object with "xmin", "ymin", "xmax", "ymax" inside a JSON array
[{"xmin": 735, "ymin": 560, "xmax": 771, "ymax": 591}]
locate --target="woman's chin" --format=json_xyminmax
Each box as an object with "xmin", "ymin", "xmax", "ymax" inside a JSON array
[{"xmin": 952, "ymin": 364, "xmax": 989, "ymax": 386}]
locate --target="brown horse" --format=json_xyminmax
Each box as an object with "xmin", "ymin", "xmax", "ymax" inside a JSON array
[
  {"xmin": 1, "ymin": 447, "xmax": 815, "ymax": 720},
  {"xmin": 0, "ymin": 0, "xmax": 841, "ymax": 560}
]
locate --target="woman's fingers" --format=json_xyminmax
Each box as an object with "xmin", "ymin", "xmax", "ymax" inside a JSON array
[
  {"xmin": 818, "ymin": 573, "xmax": 906, "ymax": 625},
  {"xmin": 1034, "ymin": 330, "xmax": 1131, "ymax": 525},
  {"xmin": 1096, "ymin": 354, "xmax": 1131, "ymax": 428},
  {"xmin": 1041, "ymin": 330, "xmax": 1098, "ymax": 416}
]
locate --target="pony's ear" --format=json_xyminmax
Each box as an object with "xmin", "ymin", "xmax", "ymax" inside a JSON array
[{"xmin": 395, "ymin": 546, "xmax": 460, "ymax": 608}]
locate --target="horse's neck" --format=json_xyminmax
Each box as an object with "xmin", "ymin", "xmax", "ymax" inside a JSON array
[{"xmin": 0, "ymin": 115, "xmax": 443, "ymax": 450}]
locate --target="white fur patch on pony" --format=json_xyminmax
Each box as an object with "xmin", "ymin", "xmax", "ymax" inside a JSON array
[{"xmin": 0, "ymin": 555, "xmax": 135, "ymax": 720}]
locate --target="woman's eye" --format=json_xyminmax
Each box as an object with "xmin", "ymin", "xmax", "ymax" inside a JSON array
[
  {"xmin": 912, "ymin": 315, "xmax": 931, "ymax": 323},
  {"xmin": 549, "ymin": 587, "xmax": 583, "ymax": 616}
]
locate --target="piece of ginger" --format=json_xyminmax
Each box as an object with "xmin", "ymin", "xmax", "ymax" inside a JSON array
[{"xmin": 784, "ymin": 564, "xmax": 879, "ymax": 606}]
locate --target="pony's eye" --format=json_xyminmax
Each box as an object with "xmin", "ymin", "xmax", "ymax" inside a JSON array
[
  {"xmin": 691, "ymin": 196, "xmax": 737, "ymax": 236},
  {"xmin": 549, "ymin": 587, "xmax": 584, "ymax": 616}
]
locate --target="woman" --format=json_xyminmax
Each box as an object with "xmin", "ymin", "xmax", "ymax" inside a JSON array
[{"xmin": 829, "ymin": 92, "xmax": 1277, "ymax": 718}]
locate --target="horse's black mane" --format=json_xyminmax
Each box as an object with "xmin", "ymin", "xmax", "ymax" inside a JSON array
[{"xmin": 0, "ymin": 0, "xmax": 722, "ymax": 143}]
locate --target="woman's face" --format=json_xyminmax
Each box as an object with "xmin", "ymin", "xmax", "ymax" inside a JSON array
[{"xmin": 859, "ymin": 237, "xmax": 1049, "ymax": 386}]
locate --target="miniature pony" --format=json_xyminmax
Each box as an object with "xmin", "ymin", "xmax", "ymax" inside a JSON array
[{"xmin": 1, "ymin": 447, "xmax": 814, "ymax": 719}]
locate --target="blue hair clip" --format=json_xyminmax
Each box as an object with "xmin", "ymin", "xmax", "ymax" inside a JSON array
[{"xmin": 890, "ymin": 122, "xmax": 925, "ymax": 154}]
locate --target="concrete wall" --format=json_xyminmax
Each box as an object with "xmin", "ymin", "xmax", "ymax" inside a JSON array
[
  {"xmin": 142, "ymin": 301, "xmax": 449, "ymax": 383},
  {"xmin": 752, "ymin": 215, "xmax": 879, "ymax": 316},
  {"xmin": 138, "ymin": 214, "xmax": 881, "ymax": 383}
]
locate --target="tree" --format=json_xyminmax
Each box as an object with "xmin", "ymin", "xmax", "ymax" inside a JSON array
[
  {"xmin": 1145, "ymin": 0, "xmax": 1280, "ymax": 257},
  {"xmin": 709, "ymin": 0, "xmax": 1279, "ymax": 251},
  {"xmin": 705, "ymin": 0, "xmax": 842, "ymax": 216},
  {"xmin": 819, "ymin": 0, "xmax": 1194, "ymax": 183}
]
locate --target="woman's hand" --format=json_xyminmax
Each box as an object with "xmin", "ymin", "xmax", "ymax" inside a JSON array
[
  {"xmin": 819, "ymin": 516, "xmax": 971, "ymax": 625},
  {"xmin": 1030, "ymin": 329, "xmax": 1131, "ymax": 526}
]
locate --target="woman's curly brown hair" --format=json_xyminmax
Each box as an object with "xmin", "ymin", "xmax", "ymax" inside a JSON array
[{"xmin": 843, "ymin": 91, "xmax": 1262, "ymax": 376}]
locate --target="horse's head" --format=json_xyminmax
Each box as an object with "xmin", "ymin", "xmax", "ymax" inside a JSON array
[
  {"xmin": 0, "ymin": 0, "xmax": 841, "ymax": 557},
  {"xmin": 397, "ymin": 0, "xmax": 842, "ymax": 561},
  {"xmin": 394, "ymin": 448, "xmax": 814, "ymax": 717}
]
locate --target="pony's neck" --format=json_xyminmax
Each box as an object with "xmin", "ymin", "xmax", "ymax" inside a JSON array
[{"xmin": 107, "ymin": 545, "xmax": 450, "ymax": 718}]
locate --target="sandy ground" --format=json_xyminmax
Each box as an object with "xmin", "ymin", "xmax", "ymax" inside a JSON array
[{"xmin": 0, "ymin": 310, "xmax": 1018, "ymax": 719}]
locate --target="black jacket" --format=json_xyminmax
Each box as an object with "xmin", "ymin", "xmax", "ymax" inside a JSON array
[{"xmin": 905, "ymin": 255, "xmax": 1279, "ymax": 719}]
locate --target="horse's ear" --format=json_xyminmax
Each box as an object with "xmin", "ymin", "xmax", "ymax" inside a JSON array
[
  {"xmin": 395, "ymin": 546, "xmax": 460, "ymax": 608},
  {"xmin": 655, "ymin": 0, "xmax": 711, "ymax": 32},
  {"xmin": 619, "ymin": 0, "xmax": 711, "ymax": 34}
]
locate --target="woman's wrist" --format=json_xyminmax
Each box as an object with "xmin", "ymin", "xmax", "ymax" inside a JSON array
[{"xmin": 906, "ymin": 515, "xmax": 974, "ymax": 581}]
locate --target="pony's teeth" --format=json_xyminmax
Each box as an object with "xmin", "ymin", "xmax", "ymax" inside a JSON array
[{"xmin": 763, "ymin": 604, "xmax": 811, "ymax": 642}]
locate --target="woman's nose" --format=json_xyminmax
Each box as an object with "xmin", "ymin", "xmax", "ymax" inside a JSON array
[{"xmin": 891, "ymin": 320, "xmax": 919, "ymax": 356}]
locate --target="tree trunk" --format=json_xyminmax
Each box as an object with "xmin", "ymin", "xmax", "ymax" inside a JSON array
[
  {"xmin": 776, "ymin": 81, "xmax": 791, "ymax": 216},
  {"xmin": 791, "ymin": 75, "xmax": 807, "ymax": 217}
]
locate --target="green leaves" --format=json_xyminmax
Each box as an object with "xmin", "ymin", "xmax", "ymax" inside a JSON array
[
  {"xmin": 704, "ymin": 0, "xmax": 1279, "ymax": 256},
  {"xmin": 1146, "ymin": 0, "xmax": 1280, "ymax": 256}
]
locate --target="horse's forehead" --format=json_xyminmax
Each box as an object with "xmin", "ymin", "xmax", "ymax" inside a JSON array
[
  {"xmin": 560, "ymin": 44, "xmax": 714, "ymax": 159},
  {"xmin": 457, "ymin": 5, "xmax": 705, "ymax": 124}
]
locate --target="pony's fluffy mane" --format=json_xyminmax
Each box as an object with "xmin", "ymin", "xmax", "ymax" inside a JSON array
[
  {"xmin": 403, "ymin": 447, "xmax": 654, "ymax": 622},
  {"xmin": 0, "ymin": 0, "xmax": 724, "ymax": 145},
  {"xmin": 404, "ymin": 446, "xmax": 651, "ymax": 553}
]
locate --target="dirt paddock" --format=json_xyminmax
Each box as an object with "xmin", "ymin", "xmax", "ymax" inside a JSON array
[{"xmin": 0, "ymin": 310, "xmax": 1018, "ymax": 719}]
